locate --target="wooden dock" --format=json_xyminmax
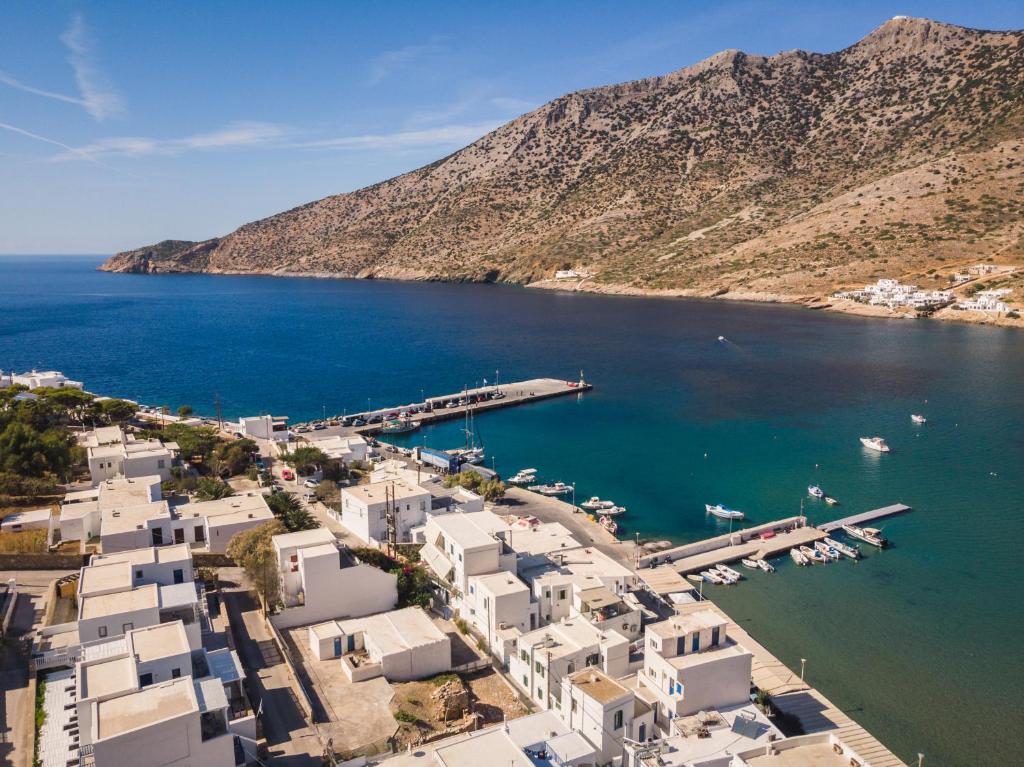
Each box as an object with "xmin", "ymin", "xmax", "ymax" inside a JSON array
[
  {"xmin": 667, "ymin": 525, "xmax": 825, "ymax": 575},
  {"xmin": 818, "ymin": 503, "xmax": 911, "ymax": 533}
]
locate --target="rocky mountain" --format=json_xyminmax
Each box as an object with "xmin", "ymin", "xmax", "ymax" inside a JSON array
[{"xmin": 102, "ymin": 17, "xmax": 1024, "ymax": 309}]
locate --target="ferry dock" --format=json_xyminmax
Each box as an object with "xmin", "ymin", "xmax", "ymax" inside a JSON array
[{"xmin": 818, "ymin": 502, "xmax": 912, "ymax": 532}]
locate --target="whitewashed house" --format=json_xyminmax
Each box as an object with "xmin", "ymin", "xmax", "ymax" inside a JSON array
[
  {"xmin": 559, "ymin": 668, "xmax": 653, "ymax": 764},
  {"xmin": 339, "ymin": 478, "xmax": 431, "ymax": 546}
]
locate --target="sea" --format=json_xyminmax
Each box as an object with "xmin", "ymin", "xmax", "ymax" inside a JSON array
[{"xmin": 2, "ymin": 255, "xmax": 1021, "ymax": 765}]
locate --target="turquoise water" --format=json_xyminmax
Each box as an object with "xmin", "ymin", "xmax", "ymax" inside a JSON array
[{"xmin": 2, "ymin": 256, "xmax": 1022, "ymax": 764}]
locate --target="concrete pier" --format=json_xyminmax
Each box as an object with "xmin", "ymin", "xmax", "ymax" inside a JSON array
[{"xmin": 818, "ymin": 503, "xmax": 911, "ymax": 533}]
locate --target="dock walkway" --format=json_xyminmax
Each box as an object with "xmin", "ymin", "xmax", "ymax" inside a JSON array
[
  {"xmin": 818, "ymin": 503, "xmax": 911, "ymax": 533},
  {"xmin": 667, "ymin": 526, "xmax": 825, "ymax": 575}
]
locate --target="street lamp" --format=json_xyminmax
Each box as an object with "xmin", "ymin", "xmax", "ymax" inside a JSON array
[
  {"xmin": 800, "ymin": 658, "xmax": 807, "ymax": 682},
  {"xmin": 917, "ymin": 754, "xmax": 924, "ymax": 767}
]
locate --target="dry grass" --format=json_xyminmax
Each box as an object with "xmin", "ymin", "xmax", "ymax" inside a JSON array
[{"xmin": 0, "ymin": 529, "xmax": 48, "ymax": 554}]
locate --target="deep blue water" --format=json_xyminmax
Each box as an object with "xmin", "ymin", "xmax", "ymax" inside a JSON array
[{"xmin": 2, "ymin": 255, "xmax": 1022, "ymax": 764}]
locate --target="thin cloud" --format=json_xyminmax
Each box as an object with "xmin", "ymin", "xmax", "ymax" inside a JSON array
[
  {"xmin": 367, "ymin": 38, "xmax": 447, "ymax": 84},
  {"xmin": 59, "ymin": 14, "xmax": 124, "ymax": 120},
  {"xmin": 49, "ymin": 122, "xmax": 288, "ymax": 161},
  {"xmin": 0, "ymin": 120, "xmax": 108, "ymax": 165},
  {"xmin": 0, "ymin": 70, "xmax": 86, "ymax": 108},
  {"xmin": 297, "ymin": 122, "xmax": 502, "ymax": 151}
]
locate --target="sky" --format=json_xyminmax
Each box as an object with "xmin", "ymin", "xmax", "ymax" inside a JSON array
[{"xmin": 1, "ymin": 1, "xmax": 1022, "ymax": 254}]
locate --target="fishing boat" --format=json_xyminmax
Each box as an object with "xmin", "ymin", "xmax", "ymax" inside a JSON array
[
  {"xmin": 599, "ymin": 515, "xmax": 618, "ymax": 534},
  {"xmin": 380, "ymin": 417, "xmax": 419, "ymax": 434},
  {"xmin": 823, "ymin": 536, "xmax": 860, "ymax": 559},
  {"xmin": 710, "ymin": 567, "xmax": 738, "ymax": 584},
  {"xmin": 911, "ymin": 414, "xmax": 927, "ymax": 424},
  {"xmin": 581, "ymin": 496, "xmax": 615, "ymax": 511},
  {"xmin": 859, "ymin": 436, "xmax": 891, "ymax": 452},
  {"xmin": 715, "ymin": 564, "xmax": 743, "ymax": 581},
  {"xmin": 601, "ymin": 505, "xmax": 627, "ymax": 516},
  {"xmin": 807, "ymin": 485, "xmax": 825, "ymax": 498},
  {"xmin": 705, "ymin": 504, "xmax": 745, "ymax": 521},
  {"xmin": 814, "ymin": 541, "xmax": 841, "ymax": 561},
  {"xmin": 824, "ymin": 496, "xmax": 840, "ymax": 506},
  {"xmin": 700, "ymin": 570, "xmax": 726, "ymax": 584},
  {"xmin": 528, "ymin": 482, "xmax": 573, "ymax": 497},
  {"xmin": 800, "ymin": 545, "xmax": 828, "ymax": 564},
  {"xmin": 740, "ymin": 558, "xmax": 761, "ymax": 570},
  {"xmin": 790, "ymin": 548, "xmax": 809, "ymax": 566},
  {"xmin": 842, "ymin": 524, "xmax": 888, "ymax": 548},
  {"xmin": 757, "ymin": 559, "xmax": 775, "ymax": 573},
  {"xmin": 508, "ymin": 469, "xmax": 537, "ymax": 485}
]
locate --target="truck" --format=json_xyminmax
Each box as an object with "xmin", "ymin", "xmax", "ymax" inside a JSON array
[{"xmin": 415, "ymin": 446, "xmax": 460, "ymax": 474}]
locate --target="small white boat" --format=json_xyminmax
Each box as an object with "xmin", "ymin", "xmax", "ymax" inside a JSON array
[
  {"xmin": 740, "ymin": 558, "xmax": 761, "ymax": 570},
  {"xmin": 800, "ymin": 544, "xmax": 827, "ymax": 564},
  {"xmin": 824, "ymin": 496, "xmax": 840, "ymax": 506},
  {"xmin": 757, "ymin": 559, "xmax": 775, "ymax": 573},
  {"xmin": 528, "ymin": 482, "xmax": 573, "ymax": 496},
  {"xmin": 715, "ymin": 564, "xmax": 744, "ymax": 581},
  {"xmin": 598, "ymin": 515, "xmax": 618, "ymax": 535},
  {"xmin": 581, "ymin": 496, "xmax": 615, "ymax": 511},
  {"xmin": 860, "ymin": 436, "xmax": 891, "ymax": 452},
  {"xmin": 808, "ymin": 485, "xmax": 824, "ymax": 498},
  {"xmin": 911, "ymin": 414, "xmax": 927, "ymax": 424},
  {"xmin": 705, "ymin": 503, "xmax": 745, "ymax": 520},
  {"xmin": 508, "ymin": 470, "xmax": 537, "ymax": 485},
  {"xmin": 711, "ymin": 567, "xmax": 738, "ymax": 584},
  {"xmin": 842, "ymin": 524, "xmax": 887, "ymax": 548},
  {"xmin": 700, "ymin": 569, "xmax": 726, "ymax": 584},
  {"xmin": 790, "ymin": 548, "xmax": 809, "ymax": 566},
  {"xmin": 823, "ymin": 536, "xmax": 860, "ymax": 559},
  {"xmin": 602, "ymin": 505, "xmax": 627, "ymax": 516},
  {"xmin": 814, "ymin": 541, "xmax": 841, "ymax": 561}
]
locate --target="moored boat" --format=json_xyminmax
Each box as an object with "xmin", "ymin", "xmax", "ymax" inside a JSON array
[
  {"xmin": 715, "ymin": 564, "xmax": 743, "ymax": 581},
  {"xmin": 808, "ymin": 485, "xmax": 825, "ymax": 498},
  {"xmin": 700, "ymin": 570, "xmax": 726, "ymax": 584},
  {"xmin": 800, "ymin": 544, "xmax": 827, "ymax": 564},
  {"xmin": 757, "ymin": 559, "xmax": 775, "ymax": 573},
  {"xmin": 740, "ymin": 558, "xmax": 760, "ymax": 570},
  {"xmin": 599, "ymin": 515, "xmax": 618, "ymax": 534},
  {"xmin": 823, "ymin": 536, "xmax": 860, "ymax": 559},
  {"xmin": 380, "ymin": 417, "xmax": 419, "ymax": 434},
  {"xmin": 860, "ymin": 436, "xmax": 891, "ymax": 452},
  {"xmin": 824, "ymin": 496, "xmax": 840, "ymax": 506},
  {"xmin": 527, "ymin": 481, "xmax": 573, "ymax": 496},
  {"xmin": 790, "ymin": 548, "xmax": 809, "ymax": 566},
  {"xmin": 508, "ymin": 468, "xmax": 537, "ymax": 485},
  {"xmin": 581, "ymin": 496, "xmax": 615, "ymax": 511},
  {"xmin": 602, "ymin": 505, "xmax": 627, "ymax": 516},
  {"xmin": 911, "ymin": 414, "xmax": 927, "ymax": 424},
  {"xmin": 842, "ymin": 523, "xmax": 888, "ymax": 548},
  {"xmin": 814, "ymin": 541, "xmax": 841, "ymax": 561},
  {"xmin": 705, "ymin": 503, "xmax": 745, "ymax": 520}
]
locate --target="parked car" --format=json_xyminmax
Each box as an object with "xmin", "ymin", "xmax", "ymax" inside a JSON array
[
  {"xmin": 302, "ymin": 491, "xmax": 317, "ymax": 502},
  {"xmin": 352, "ymin": 418, "xmax": 366, "ymax": 426},
  {"xmin": 313, "ymin": 423, "xmax": 327, "ymax": 431},
  {"xmin": 281, "ymin": 469, "xmax": 295, "ymax": 481},
  {"xmin": 303, "ymin": 478, "xmax": 320, "ymax": 489}
]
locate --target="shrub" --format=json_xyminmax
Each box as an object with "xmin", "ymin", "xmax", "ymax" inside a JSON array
[{"xmin": 394, "ymin": 709, "xmax": 419, "ymax": 724}]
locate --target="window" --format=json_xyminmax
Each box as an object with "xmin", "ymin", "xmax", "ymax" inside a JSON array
[
  {"xmin": 613, "ymin": 710, "xmax": 624, "ymax": 730},
  {"xmin": 458, "ymin": 552, "xmax": 463, "ymax": 562},
  {"xmin": 139, "ymin": 673, "xmax": 153, "ymax": 687},
  {"xmin": 521, "ymin": 650, "xmax": 529, "ymax": 663},
  {"xmin": 157, "ymin": 459, "xmax": 165, "ymax": 469},
  {"xmin": 171, "ymin": 668, "xmax": 181, "ymax": 678},
  {"xmin": 98, "ymin": 626, "xmax": 108, "ymax": 638},
  {"xmin": 523, "ymin": 675, "xmax": 529, "ymax": 687},
  {"xmin": 558, "ymin": 588, "xmax": 566, "ymax": 600},
  {"xmin": 535, "ymin": 661, "xmax": 544, "ymax": 677},
  {"xmin": 567, "ymin": 662, "xmax": 575, "ymax": 674},
  {"xmin": 691, "ymin": 634, "xmax": 700, "ymax": 653},
  {"xmin": 122, "ymin": 622, "xmax": 133, "ymax": 633},
  {"xmin": 195, "ymin": 526, "xmax": 205, "ymax": 542},
  {"xmin": 571, "ymin": 698, "xmax": 577, "ymax": 712},
  {"xmin": 483, "ymin": 597, "xmax": 489, "ymax": 609},
  {"xmin": 135, "ymin": 570, "xmax": 143, "ymax": 579},
  {"xmin": 711, "ymin": 626, "xmax": 720, "ymax": 646}
]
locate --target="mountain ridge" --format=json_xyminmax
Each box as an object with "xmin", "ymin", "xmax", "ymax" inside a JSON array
[{"xmin": 100, "ymin": 17, "xmax": 1024, "ymax": 322}]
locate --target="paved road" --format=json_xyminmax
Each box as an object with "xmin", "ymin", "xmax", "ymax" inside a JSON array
[
  {"xmin": 221, "ymin": 586, "xmax": 323, "ymax": 765},
  {"xmin": 0, "ymin": 570, "xmax": 74, "ymax": 767}
]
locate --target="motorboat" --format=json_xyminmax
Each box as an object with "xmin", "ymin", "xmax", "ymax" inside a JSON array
[
  {"xmin": 715, "ymin": 564, "xmax": 744, "ymax": 581},
  {"xmin": 507, "ymin": 470, "xmax": 537, "ymax": 485},
  {"xmin": 800, "ymin": 545, "xmax": 828, "ymax": 564},
  {"xmin": 380, "ymin": 417, "xmax": 419, "ymax": 434},
  {"xmin": 740, "ymin": 558, "xmax": 761, "ymax": 570},
  {"xmin": 808, "ymin": 485, "xmax": 825, "ymax": 498},
  {"xmin": 842, "ymin": 524, "xmax": 888, "ymax": 548},
  {"xmin": 790, "ymin": 548, "xmax": 809, "ymax": 566},
  {"xmin": 705, "ymin": 504, "xmax": 745, "ymax": 520},
  {"xmin": 911, "ymin": 414, "xmax": 927, "ymax": 424},
  {"xmin": 598, "ymin": 515, "xmax": 618, "ymax": 535},
  {"xmin": 860, "ymin": 436, "xmax": 891, "ymax": 452},
  {"xmin": 757, "ymin": 559, "xmax": 775, "ymax": 573},
  {"xmin": 823, "ymin": 536, "xmax": 860, "ymax": 559},
  {"xmin": 824, "ymin": 496, "xmax": 840, "ymax": 506},
  {"xmin": 581, "ymin": 496, "xmax": 615, "ymax": 511},
  {"xmin": 528, "ymin": 482, "xmax": 573, "ymax": 496},
  {"xmin": 814, "ymin": 541, "xmax": 841, "ymax": 561},
  {"xmin": 700, "ymin": 570, "xmax": 726, "ymax": 585},
  {"xmin": 710, "ymin": 567, "xmax": 738, "ymax": 584},
  {"xmin": 602, "ymin": 505, "xmax": 627, "ymax": 516}
]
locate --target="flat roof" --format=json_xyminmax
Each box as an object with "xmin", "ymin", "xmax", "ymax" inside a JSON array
[
  {"xmin": 668, "ymin": 641, "xmax": 749, "ymax": 671},
  {"xmin": 79, "ymin": 561, "xmax": 133, "ymax": 597},
  {"xmin": 505, "ymin": 521, "xmax": 579, "ymax": 555},
  {"xmin": 576, "ymin": 585, "xmax": 621, "ymax": 609},
  {"xmin": 566, "ymin": 668, "xmax": 630, "ymax": 705},
  {"xmin": 429, "ymin": 512, "xmax": 502, "ymax": 550},
  {"xmin": 342, "ymin": 478, "xmax": 427, "ymax": 506},
  {"xmin": 471, "ymin": 572, "xmax": 529, "ymax": 597},
  {"xmin": 639, "ymin": 566, "xmax": 693, "ymax": 596},
  {"xmin": 91, "ymin": 542, "xmax": 191, "ymax": 568},
  {"xmin": 186, "ymin": 492, "xmax": 273, "ymax": 524},
  {"xmin": 648, "ymin": 609, "xmax": 727, "ymax": 639},
  {"xmin": 518, "ymin": 618, "xmax": 610, "ymax": 659},
  {"xmin": 158, "ymin": 582, "xmax": 199, "ymax": 609},
  {"xmin": 80, "ymin": 656, "xmax": 137, "ymax": 701},
  {"xmin": 95, "ymin": 476, "xmax": 162, "ymax": 509},
  {"xmin": 80, "ymin": 583, "xmax": 159, "ymax": 619},
  {"xmin": 128, "ymin": 621, "xmax": 190, "ymax": 663},
  {"xmin": 96, "ymin": 677, "xmax": 197, "ymax": 740},
  {"xmin": 335, "ymin": 607, "xmax": 447, "ymax": 657},
  {"xmin": 101, "ymin": 501, "xmax": 169, "ymax": 534},
  {"xmin": 1, "ymin": 507, "xmax": 52, "ymax": 526},
  {"xmin": 272, "ymin": 527, "xmax": 335, "ymax": 551}
]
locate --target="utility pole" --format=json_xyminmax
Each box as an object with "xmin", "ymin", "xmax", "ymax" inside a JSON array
[
  {"xmin": 385, "ymin": 482, "xmax": 397, "ymax": 559},
  {"xmin": 214, "ymin": 394, "xmax": 223, "ymax": 431},
  {"xmin": 800, "ymin": 658, "xmax": 807, "ymax": 682}
]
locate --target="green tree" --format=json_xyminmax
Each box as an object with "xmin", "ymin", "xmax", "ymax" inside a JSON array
[
  {"xmin": 443, "ymin": 471, "xmax": 505, "ymax": 501},
  {"xmin": 35, "ymin": 387, "xmax": 96, "ymax": 424},
  {"xmin": 226, "ymin": 520, "xmax": 286, "ymax": 612},
  {"xmin": 98, "ymin": 398, "xmax": 137, "ymax": 424},
  {"xmin": 195, "ymin": 477, "xmax": 234, "ymax": 501},
  {"xmin": 280, "ymin": 446, "xmax": 328, "ymax": 475},
  {"xmin": 177, "ymin": 405, "xmax": 193, "ymax": 418},
  {"xmin": 0, "ymin": 422, "xmax": 74, "ymax": 478},
  {"xmin": 266, "ymin": 491, "xmax": 319, "ymax": 531},
  {"xmin": 163, "ymin": 423, "xmax": 220, "ymax": 464},
  {"xmin": 212, "ymin": 438, "xmax": 257, "ymax": 476}
]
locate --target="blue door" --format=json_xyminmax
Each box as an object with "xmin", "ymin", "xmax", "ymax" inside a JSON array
[{"xmin": 333, "ymin": 637, "xmax": 342, "ymax": 657}]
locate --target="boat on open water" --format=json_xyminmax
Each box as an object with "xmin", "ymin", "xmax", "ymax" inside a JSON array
[
  {"xmin": 705, "ymin": 503, "xmax": 744, "ymax": 520},
  {"xmin": 842, "ymin": 523, "xmax": 888, "ymax": 548}
]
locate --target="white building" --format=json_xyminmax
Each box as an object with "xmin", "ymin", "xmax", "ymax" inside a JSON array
[
  {"xmin": 0, "ymin": 507, "xmax": 52, "ymax": 532},
  {"xmin": 832, "ymin": 279, "xmax": 954, "ymax": 310},
  {"xmin": 509, "ymin": 617, "xmax": 630, "ymax": 711},
  {"xmin": 464, "ymin": 571, "xmax": 538, "ymax": 662},
  {"xmin": 560, "ymin": 668, "xmax": 653, "ymax": 765},
  {"xmin": 376, "ymin": 710, "xmax": 596, "ymax": 767},
  {"xmin": 59, "ymin": 476, "xmax": 163, "ymax": 545},
  {"xmin": 419, "ymin": 511, "xmax": 516, "ymax": 603},
  {"xmin": 339, "ymin": 478, "xmax": 431, "ymax": 546},
  {"xmin": 88, "ymin": 544, "xmax": 195, "ymax": 588},
  {"xmin": 640, "ymin": 609, "xmax": 752, "ymax": 724},
  {"xmin": 304, "ymin": 433, "xmax": 368, "ymax": 464},
  {"xmin": 307, "ymin": 606, "xmax": 451, "ymax": 681},
  {"xmin": 0, "ymin": 369, "xmax": 83, "ymax": 390},
  {"xmin": 239, "ymin": 414, "xmax": 290, "ymax": 441},
  {"xmin": 957, "ymin": 288, "xmax": 1013, "ymax": 313},
  {"xmin": 82, "ymin": 426, "xmax": 178, "ymax": 484},
  {"xmin": 271, "ymin": 527, "xmax": 398, "ymax": 629}
]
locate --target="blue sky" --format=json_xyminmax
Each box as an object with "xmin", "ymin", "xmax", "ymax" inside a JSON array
[{"xmin": 2, "ymin": 1, "xmax": 1022, "ymax": 254}]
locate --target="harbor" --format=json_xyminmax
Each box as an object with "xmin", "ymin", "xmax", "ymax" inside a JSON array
[{"xmin": 818, "ymin": 503, "xmax": 912, "ymax": 533}]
